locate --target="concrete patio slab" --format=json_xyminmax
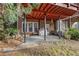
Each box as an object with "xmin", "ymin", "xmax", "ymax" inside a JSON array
[{"xmin": 25, "ymin": 35, "xmax": 60, "ymax": 44}]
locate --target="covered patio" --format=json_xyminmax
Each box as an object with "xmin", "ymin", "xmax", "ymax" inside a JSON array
[{"xmin": 17, "ymin": 3, "xmax": 78, "ymax": 42}]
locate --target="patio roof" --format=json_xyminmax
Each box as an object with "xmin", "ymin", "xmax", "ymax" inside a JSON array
[{"xmin": 23, "ymin": 3, "xmax": 77, "ymax": 20}]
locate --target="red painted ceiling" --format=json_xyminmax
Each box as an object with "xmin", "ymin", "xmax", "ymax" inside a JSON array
[{"xmin": 23, "ymin": 3, "xmax": 76, "ymax": 20}]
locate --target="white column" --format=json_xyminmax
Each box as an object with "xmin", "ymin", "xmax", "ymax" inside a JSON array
[{"xmin": 33, "ymin": 22, "xmax": 34, "ymax": 32}]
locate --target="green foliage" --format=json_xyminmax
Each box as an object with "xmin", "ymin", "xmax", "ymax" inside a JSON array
[
  {"xmin": 4, "ymin": 3, "xmax": 39, "ymax": 24},
  {"xmin": 31, "ymin": 3, "xmax": 40, "ymax": 8},
  {"xmin": 22, "ymin": 3, "xmax": 40, "ymax": 14},
  {"xmin": 4, "ymin": 3, "xmax": 18, "ymax": 24},
  {"xmin": 65, "ymin": 28, "xmax": 79, "ymax": 40},
  {"xmin": 22, "ymin": 6, "xmax": 32, "ymax": 14},
  {"xmin": 5, "ymin": 28, "xmax": 17, "ymax": 36},
  {"xmin": 0, "ymin": 4, "xmax": 5, "ymax": 40},
  {"xmin": 0, "ymin": 3, "xmax": 40, "ymax": 40}
]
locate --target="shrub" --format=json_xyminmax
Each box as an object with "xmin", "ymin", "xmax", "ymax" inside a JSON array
[
  {"xmin": 64, "ymin": 28, "xmax": 79, "ymax": 40},
  {"xmin": 5, "ymin": 28, "xmax": 17, "ymax": 36}
]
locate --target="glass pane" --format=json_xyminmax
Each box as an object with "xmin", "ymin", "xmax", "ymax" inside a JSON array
[
  {"xmin": 23, "ymin": 22, "xmax": 27, "ymax": 32},
  {"xmin": 34, "ymin": 23, "xmax": 38, "ymax": 32},
  {"xmin": 29, "ymin": 23, "xmax": 32, "ymax": 32}
]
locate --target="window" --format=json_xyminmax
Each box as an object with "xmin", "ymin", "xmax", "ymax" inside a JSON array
[
  {"xmin": 28, "ymin": 22, "xmax": 32, "ymax": 32},
  {"xmin": 22, "ymin": 22, "xmax": 27, "ymax": 32},
  {"xmin": 34, "ymin": 22, "xmax": 38, "ymax": 32},
  {"xmin": 22, "ymin": 22, "xmax": 38, "ymax": 32}
]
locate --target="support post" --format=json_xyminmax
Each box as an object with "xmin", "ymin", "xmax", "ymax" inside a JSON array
[
  {"xmin": 58, "ymin": 16, "xmax": 62, "ymax": 39},
  {"xmin": 44, "ymin": 15, "xmax": 46, "ymax": 41},
  {"xmin": 38, "ymin": 19, "xmax": 40, "ymax": 34},
  {"xmin": 58, "ymin": 19, "xmax": 61, "ymax": 39},
  {"xmin": 23, "ymin": 13, "xmax": 26, "ymax": 43},
  {"xmin": 69, "ymin": 16, "xmax": 71, "ymax": 28}
]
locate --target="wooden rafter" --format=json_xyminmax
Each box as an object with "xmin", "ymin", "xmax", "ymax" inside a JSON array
[
  {"xmin": 23, "ymin": 3, "xmax": 77, "ymax": 20},
  {"xmin": 53, "ymin": 7, "xmax": 62, "ymax": 14},
  {"xmin": 44, "ymin": 4, "xmax": 52, "ymax": 12},
  {"xmin": 40, "ymin": 3, "xmax": 47, "ymax": 11},
  {"xmin": 51, "ymin": 6, "xmax": 58, "ymax": 13},
  {"xmin": 47, "ymin": 5, "xmax": 56, "ymax": 13}
]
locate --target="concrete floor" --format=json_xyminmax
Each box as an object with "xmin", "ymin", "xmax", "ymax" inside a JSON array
[
  {"xmin": 17, "ymin": 35, "xmax": 61, "ymax": 49},
  {"xmin": 25, "ymin": 35, "xmax": 60, "ymax": 44}
]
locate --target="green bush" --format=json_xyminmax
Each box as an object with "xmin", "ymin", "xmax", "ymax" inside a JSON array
[
  {"xmin": 64, "ymin": 28, "xmax": 79, "ymax": 40},
  {"xmin": 5, "ymin": 28, "xmax": 17, "ymax": 36}
]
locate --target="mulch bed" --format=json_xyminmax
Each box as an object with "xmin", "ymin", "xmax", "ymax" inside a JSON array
[{"xmin": 0, "ymin": 39, "xmax": 22, "ymax": 50}]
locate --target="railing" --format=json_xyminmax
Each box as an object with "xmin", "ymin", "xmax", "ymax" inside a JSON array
[
  {"xmin": 68, "ymin": 5, "xmax": 77, "ymax": 10},
  {"xmin": 55, "ymin": 3, "xmax": 67, "ymax": 8},
  {"xmin": 54, "ymin": 3, "xmax": 77, "ymax": 11}
]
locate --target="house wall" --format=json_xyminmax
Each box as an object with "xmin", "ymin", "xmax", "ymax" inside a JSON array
[
  {"xmin": 39, "ymin": 19, "xmax": 51, "ymax": 32},
  {"xmin": 18, "ymin": 18, "xmax": 56, "ymax": 34},
  {"xmin": 50, "ymin": 20, "xmax": 54, "ymax": 31},
  {"xmin": 55, "ymin": 18, "xmax": 79, "ymax": 33},
  {"xmin": 71, "ymin": 18, "xmax": 79, "ymax": 26},
  {"xmin": 69, "ymin": 18, "xmax": 79, "ymax": 29},
  {"xmin": 56, "ymin": 20, "xmax": 69, "ymax": 33},
  {"xmin": 66, "ymin": 18, "xmax": 79, "ymax": 28},
  {"xmin": 18, "ymin": 17, "xmax": 79, "ymax": 34},
  {"xmin": 50, "ymin": 19, "xmax": 56, "ymax": 32}
]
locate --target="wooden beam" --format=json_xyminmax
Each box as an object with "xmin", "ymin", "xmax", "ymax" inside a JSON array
[
  {"xmin": 47, "ymin": 5, "xmax": 56, "ymax": 13},
  {"xmin": 36, "ymin": 12, "xmax": 40, "ymax": 18},
  {"xmin": 27, "ymin": 15, "xmax": 38, "ymax": 19},
  {"xmin": 32, "ymin": 10, "xmax": 68, "ymax": 17},
  {"xmin": 51, "ymin": 6, "xmax": 59, "ymax": 13},
  {"xmin": 38, "ymin": 3, "xmax": 43, "ymax": 10},
  {"xmin": 56, "ymin": 7, "xmax": 66, "ymax": 15},
  {"xmin": 54, "ymin": 7, "xmax": 63, "ymax": 14},
  {"xmin": 44, "ymin": 4, "xmax": 52, "ymax": 12},
  {"xmin": 34, "ymin": 12, "xmax": 37, "ymax": 18},
  {"xmin": 40, "ymin": 3, "xmax": 47, "ymax": 11}
]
